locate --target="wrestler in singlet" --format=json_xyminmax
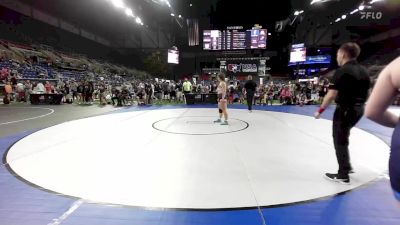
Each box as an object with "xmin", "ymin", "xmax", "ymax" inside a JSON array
[
  {"xmin": 214, "ymin": 73, "xmax": 229, "ymax": 125},
  {"xmin": 365, "ymin": 57, "xmax": 400, "ymax": 200},
  {"xmin": 217, "ymin": 81, "xmax": 226, "ymax": 101},
  {"xmin": 391, "ymin": 122, "xmax": 400, "ymax": 199}
]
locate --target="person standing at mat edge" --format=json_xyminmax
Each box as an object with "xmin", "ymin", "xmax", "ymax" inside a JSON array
[
  {"xmin": 182, "ymin": 78, "xmax": 192, "ymax": 104},
  {"xmin": 244, "ymin": 75, "xmax": 257, "ymax": 112},
  {"xmin": 214, "ymin": 73, "xmax": 229, "ymax": 125},
  {"xmin": 314, "ymin": 42, "xmax": 371, "ymax": 184},
  {"xmin": 364, "ymin": 57, "xmax": 400, "ymax": 200}
]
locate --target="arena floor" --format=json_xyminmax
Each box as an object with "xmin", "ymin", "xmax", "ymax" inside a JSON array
[{"xmin": 0, "ymin": 104, "xmax": 399, "ymax": 225}]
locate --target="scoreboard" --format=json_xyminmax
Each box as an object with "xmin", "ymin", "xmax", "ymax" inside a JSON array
[{"xmin": 203, "ymin": 28, "xmax": 267, "ymax": 50}]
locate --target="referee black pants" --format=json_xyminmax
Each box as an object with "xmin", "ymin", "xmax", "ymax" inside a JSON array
[
  {"xmin": 246, "ymin": 92, "xmax": 255, "ymax": 111},
  {"xmin": 332, "ymin": 105, "xmax": 364, "ymax": 176}
]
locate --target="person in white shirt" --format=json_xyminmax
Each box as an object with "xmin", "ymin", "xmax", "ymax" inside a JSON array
[{"xmin": 34, "ymin": 82, "xmax": 45, "ymax": 93}]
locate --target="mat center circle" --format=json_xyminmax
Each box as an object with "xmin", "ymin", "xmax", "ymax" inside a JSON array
[{"xmin": 152, "ymin": 116, "xmax": 249, "ymax": 135}]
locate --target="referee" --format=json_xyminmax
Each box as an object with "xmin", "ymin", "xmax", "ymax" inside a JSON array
[
  {"xmin": 244, "ymin": 75, "xmax": 257, "ymax": 112},
  {"xmin": 314, "ymin": 42, "xmax": 371, "ymax": 184}
]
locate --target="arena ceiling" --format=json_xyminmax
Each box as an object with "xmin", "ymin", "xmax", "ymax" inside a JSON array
[{"xmin": 14, "ymin": 0, "xmax": 400, "ymax": 48}]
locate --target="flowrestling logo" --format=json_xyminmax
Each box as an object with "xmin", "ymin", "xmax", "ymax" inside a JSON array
[
  {"xmin": 360, "ymin": 11, "xmax": 383, "ymax": 20},
  {"xmin": 228, "ymin": 64, "xmax": 257, "ymax": 73}
]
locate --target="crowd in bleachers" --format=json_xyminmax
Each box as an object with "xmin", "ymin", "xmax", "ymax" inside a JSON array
[
  {"xmin": 1, "ymin": 70, "xmax": 329, "ymax": 107},
  {"xmin": 1, "ymin": 39, "xmax": 399, "ymax": 107},
  {"xmin": 181, "ymin": 79, "xmax": 330, "ymax": 106}
]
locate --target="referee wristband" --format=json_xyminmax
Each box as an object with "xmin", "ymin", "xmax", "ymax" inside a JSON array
[{"xmin": 318, "ymin": 107, "xmax": 325, "ymax": 114}]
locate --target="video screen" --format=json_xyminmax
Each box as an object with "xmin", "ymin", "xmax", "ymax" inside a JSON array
[
  {"xmin": 203, "ymin": 28, "xmax": 267, "ymax": 50},
  {"xmin": 168, "ymin": 49, "xmax": 179, "ymax": 64},
  {"xmin": 289, "ymin": 43, "xmax": 306, "ymax": 63}
]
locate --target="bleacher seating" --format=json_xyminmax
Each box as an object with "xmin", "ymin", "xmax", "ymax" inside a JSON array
[{"xmin": 0, "ymin": 39, "xmax": 150, "ymax": 83}]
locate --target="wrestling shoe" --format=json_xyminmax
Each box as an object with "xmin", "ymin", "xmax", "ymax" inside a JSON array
[
  {"xmin": 220, "ymin": 121, "xmax": 229, "ymax": 125},
  {"xmin": 213, "ymin": 119, "xmax": 222, "ymax": 123},
  {"xmin": 324, "ymin": 173, "xmax": 350, "ymax": 185}
]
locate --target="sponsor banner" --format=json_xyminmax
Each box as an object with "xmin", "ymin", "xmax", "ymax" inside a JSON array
[
  {"xmin": 289, "ymin": 55, "xmax": 331, "ymax": 66},
  {"xmin": 227, "ymin": 63, "xmax": 258, "ymax": 73}
]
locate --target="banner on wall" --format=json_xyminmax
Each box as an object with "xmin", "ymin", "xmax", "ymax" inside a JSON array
[
  {"xmin": 227, "ymin": 62, "xmax": 258, "ymax": 74},
  {"xmin": 288, "ymin": 55, "xmax": 331, "ymax": 66}
]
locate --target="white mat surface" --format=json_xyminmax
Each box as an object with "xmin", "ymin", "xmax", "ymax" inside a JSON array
[{"xmin": 6, "ymin": 108, "xmax": 389, "ymax": 209}]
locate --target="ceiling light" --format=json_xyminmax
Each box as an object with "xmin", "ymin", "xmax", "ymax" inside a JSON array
[
  {"xmin": 125, "ymin": 8, "xmax": 134, "ymax": 17},
  {"xmin": 335, "ymin": 18, "xmax": 341, "ymax": 22},
  {"xmin": 135, "ymin": 17, "xmax": 142, "ymax": 24},
  {"xmin": 311, "ymin": 0, "xmax": 322, "ymax": 5},
  {"xmin": 178, "ymin": 15, "xmax": 182, "ymax": 18},
  {"xmin": 350, "ymin": 9, "xmax": 359, "ymax": 14},
  {"xmin": 111, "ymin": 0, "xmax": 125, "ymax": 9},
  {"xmin": 359, "ymin": 5, "xmax": 365, "ymax": 10},
  {"xmin": 171, "ymin": 13, "xmax": 175, "ymax": 17},
  {"xmin": 370, "ymin": 0, "xmax": 384, "ymax": 4},
  {"xmin": 341, "ymin": 15, "xmax": 347, "ymax": 19}
]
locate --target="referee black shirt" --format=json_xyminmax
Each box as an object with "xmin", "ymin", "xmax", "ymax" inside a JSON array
[
  {"xmin": 244, "ymin": 80, "xmax": 257, "ymax": 93},
  {"xmin": 330, "ymin": 60, "xmax": 371, "ymax": 107}
]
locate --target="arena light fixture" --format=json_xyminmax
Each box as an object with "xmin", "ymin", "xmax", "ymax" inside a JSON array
[
  {"xmin": 310, "ymin": 0, "xmax": 332, "ymax": 4},
  {"xmin": 294, "ymin": 10, "xmax": 304, "ymax": 16},
  {"xmin": 341, "ymin": 14, "xmax": 347, "ymax": 19},
  {"xmin": 311, "ymin": 0, "xmax": 341, "ymax": 5},
  {"xmin": 171, "ymin": 13, "xmax": 175, "ymax": 17},
  {"xmin": 160, "ymin": 0, "xmax": 171, "ymax": 8},
  {"xmin": 370, "ymin": 0, "xmax": 384, "ymax": 4},
  {"xmin": 359, "ymin": 5, "xmax": 365, "ymax": 10},
  {"xmin": 335, "ymin": 18, "xmax": 341, "ymax": 22},
  {"xmin": 125, "ymin": 8, "xmax": 134, "ymax": 17},
  {"xmin": 178, "ymin": 15, "xmax": 182, "ymax": 18},
  {"xmin": 111, "ymin": 0, "xmax": 125, "ymax": 9},
  {"xmin": 350, "ymin": 8, "xmax": 359, "ymax": 14},
  {"xmin": 135, "ymin": 17, "xmax": 142, "ymax": 24},
  {"xmin": 311, "ymin": 0, "xmax": 322, "ymax": 4}
]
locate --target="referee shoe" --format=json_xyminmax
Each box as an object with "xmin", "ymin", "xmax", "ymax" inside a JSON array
[{"xmin": 325, "ymin": 173, "xmax": 350, "ymax": 185}]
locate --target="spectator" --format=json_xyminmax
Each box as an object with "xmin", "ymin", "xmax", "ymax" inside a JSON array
[
  {"xmin": 24, "ymin": 80, "xmax": 32, "ymax": 102},
  {"xmin": 163, "ymin": 81, "xmax": 171, "ymax": 101},
  {"xmin": 280, "ymin": 86, "xmax": 292, "ymax": 105},
  {"xmin": 111, "ymin": 88, "xmax": 122, "ymax": 106},
  {"xmin": 145, "ymin": 82, "xmax": 153, "ymax": 105},
  {"xmin": 77, "ymin": 82, "xmax": 84, "ymax": 104},
  {"xmin": 70, "ymin": 81, "xmax": 78, "ymax": 102},
  {"xmin": 4, "ymin": 81, "xmax": 13, "ymax": 102},
  {"xmin": 34, "ymin": 82, "xmax": 45, "ymax": 93},
  {"xmin": 182, "ymin": 78, "xmax": 192, "ymax": 103},
  {"xmin": 45, "ymin": 81, "xmax": 52, "ymax": 94},
  {"xmin": 176, "ymin": 81, "xmax": 183, "ymax": 102},
  {"xmin": 16, "ymin": 81, "xmax": 25, "ymax": 102},
  {"xmin": 183, "ymin": 78, "xmax": 192, "ymax": 94}
]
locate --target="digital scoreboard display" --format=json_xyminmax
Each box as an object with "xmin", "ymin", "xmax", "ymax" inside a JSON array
[
  {"xmin": 168, "ymin": 49, "xmax": 179, "ymax": 64},
  {"xmin": 289, "ymin": 43, "xmax": 307, "ymax": 63},
  {"xmin": 203, "ymin": 29, "xmax": 267, "ymax": 50}
]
